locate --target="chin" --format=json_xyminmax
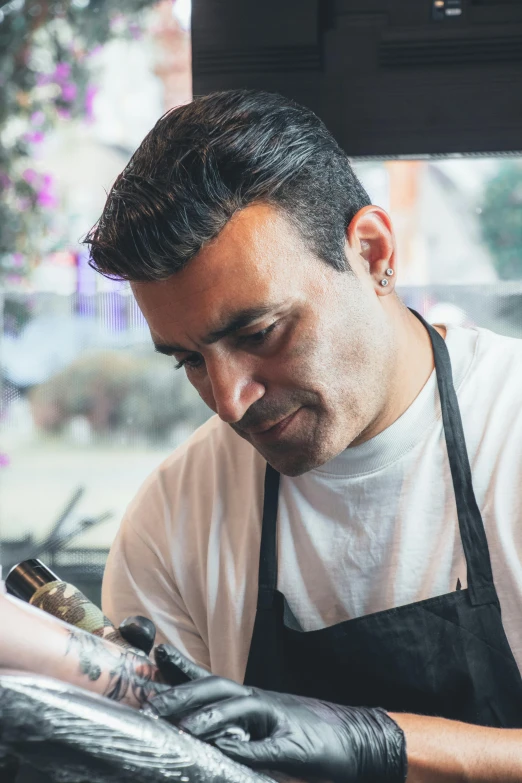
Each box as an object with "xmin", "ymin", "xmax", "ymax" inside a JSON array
[
  {"xmin": 265, "ymin": 445, "xmax": 333, "ymax": 477},
  {"xmin": 250, "ymin": 414, "xmax": 347, "ymax": 476}
]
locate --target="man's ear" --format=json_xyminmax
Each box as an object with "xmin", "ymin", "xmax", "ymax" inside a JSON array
[{"xmin": 347, "ymin": 206, "xmax": 397, "ymax": 295}]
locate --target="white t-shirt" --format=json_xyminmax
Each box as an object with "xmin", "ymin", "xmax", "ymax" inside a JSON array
[{"xmin": 102, "ymin": 323, "xmax": 522, "ymax": 683}]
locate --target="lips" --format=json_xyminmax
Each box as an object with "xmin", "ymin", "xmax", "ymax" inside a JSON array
[
  {"xmin": 245, "ymin": 413, "xmax": 292, "ymax": 435},
  {"xmin": 245, "ymin": 409, "xmax": 300, "ymax": 440}
]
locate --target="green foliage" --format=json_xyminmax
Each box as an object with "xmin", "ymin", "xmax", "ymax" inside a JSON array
[
  {"xmin": 28, "ymin": 350, "xmax": 210, "ymax": 444},
  {"xmin": 480, "ymin": 163, "xmax": 522, "ymax": 281},
  {"xmin": 0, "ymin": 0, "xmax": 159, "ymax": 280}
]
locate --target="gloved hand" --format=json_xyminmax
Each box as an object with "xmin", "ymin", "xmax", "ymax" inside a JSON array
[
  {"xmin": 118, "ymin": 615, "xmax": 157, "ymax": 655},
  {"xmin": 117, "ymin": 622, "xmax": 211, "ymax": 685},
  {"xmin": 153, "ymin": 642, "xmax": 211, "ymax": 685},
  {"xmin": 147, "ymin": 676, "xmax": 407, "ymax": 783},
  {"xmin": 150, "ymin": 644, "xmax": 249, "ymax": 744}
]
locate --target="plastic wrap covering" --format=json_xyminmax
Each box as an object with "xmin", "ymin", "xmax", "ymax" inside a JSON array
[{"xmin": 0, "ymin": 672, "xmax": 273, "ymax": 783}]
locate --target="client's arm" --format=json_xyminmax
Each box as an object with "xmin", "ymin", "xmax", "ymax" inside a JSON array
[
  {"xmin": 0, "ymin": 594, "xmax": 278, "ymax": 783},
  {"xmin": 0, "ymin": 592, "xmax": 166, "ymax": 707}
]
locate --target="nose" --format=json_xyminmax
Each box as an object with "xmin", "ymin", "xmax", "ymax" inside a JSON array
[{"xmin": 205, "ymin": 356, "xmax": 265, "ymax": 424}]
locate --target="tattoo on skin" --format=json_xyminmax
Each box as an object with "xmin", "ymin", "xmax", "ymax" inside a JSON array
[{"xmin": 65, "ymin": 630, "xmax": 164, "ymax": 705}]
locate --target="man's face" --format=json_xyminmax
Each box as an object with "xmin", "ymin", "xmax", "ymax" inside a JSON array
[{"xmin": 131, "ymin": 204, "xmax": 396, "ymax": 476}]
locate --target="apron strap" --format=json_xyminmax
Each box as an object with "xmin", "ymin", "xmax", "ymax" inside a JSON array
[
  {"xmin": 256, "ymin": 463, "xmax": 280, "ymax": 608},
  {"xmin": 410, "ymin": 309, "xmax": 497, "ymax": 606}
]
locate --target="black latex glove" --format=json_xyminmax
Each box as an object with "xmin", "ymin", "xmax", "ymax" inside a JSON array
[
  {"xmin": 0, "ymin": 754, "xmax": 20, "ymax": 783},
  {"xmin": 118, "ymin": 615, "xmax": 156, "ymax": 655},
  {"xmin": 147, "ymin": 676, "xmax": 407, "ymax": 783},
  {"xmin": 153, "ymin": 642, "xmax": 211, "ymax": 685}
]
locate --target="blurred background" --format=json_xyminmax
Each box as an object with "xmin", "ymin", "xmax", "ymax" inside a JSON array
[{"xmin": 1, "ymin": 0, "xmax": 522, "ymax": 604}]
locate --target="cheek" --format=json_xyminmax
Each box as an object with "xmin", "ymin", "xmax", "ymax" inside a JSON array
[
  {"xmin": 270, "ymin": 344, "xmax": 317, "ymax": 389},
  {"xmin": 287, "ymin": 325, "xmax": 332, "ymax": 376}
]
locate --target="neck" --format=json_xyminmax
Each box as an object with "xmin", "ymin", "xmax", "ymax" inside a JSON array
[
  {"xmin": 396, "ymin": 307, "xmax": 446, "ymax": 410},
  {"xmin": 351, "ymin": 306, "xmax": 445, "ymax": 447}
]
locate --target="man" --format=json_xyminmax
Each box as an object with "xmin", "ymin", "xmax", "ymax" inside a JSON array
[{"xmin": 86, "ymin": 90, "xmax": 522, "ymax": 780}]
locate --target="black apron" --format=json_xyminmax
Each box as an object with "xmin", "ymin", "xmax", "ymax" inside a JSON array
[{"xmin": 244, "ymin": 310, "xmax": 522, "ymax": 728}]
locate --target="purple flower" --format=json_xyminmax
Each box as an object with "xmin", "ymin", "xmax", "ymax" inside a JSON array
[
  {"xmin": 87, "ymin": 44, "xmax": 103, "ymax": 58},
  {"xmin": 22, "ymin": 168, "xmax": 38, "ymax": 184},
  {"xmin": 53, "ymin": 62, "xmax": 71, "ymax": 82},
  {"xmin": 23, "ymin": 131, "xmax": 45, "ymax": 145},
  {"xmin": 30, "ymin": 110, "xmax": 46, "ymax": 126},
  {"xmin": 17, "ymin": 197, "xmax": 32, "ymax": 212},
  {"xmin": 5, "ymin": 275, "xmax": 22, "ymax": 287},
  {"xmin": 37, "ymin": 191, "xmax": 58, "ymax": 208},
  {"xmin": 129, "ymin": 22, "xmax": 143, "ymax": 40},
  {"xmin": 110, "ymin": 13, "xmax": 124, "ymax": 29},
  {"xmin": 85, "ymin": 84, "xmax": 98, "ymax": 120},
  {"xmin": 36, "ymin": 174, "xmax": 59, "ymax": 209},
  {"xmin": 0, "ymin": 172, "xmax": 12, "ymax": 190},
  {"xmin": 12, "ymin": 253, "xmax": 24, "ymax": 268},
  {"xmin": 0, "ymin": 454, "xmax": 10, "ymax": 468},
  {"xmin": 61, "ymin": 82, "xmax": 77, "ymax": 102}
]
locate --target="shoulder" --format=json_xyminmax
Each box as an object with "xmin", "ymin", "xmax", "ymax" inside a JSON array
[
  {"xmin": 450, "ymin": 324, "xmax": 522, "ymax": 455},
  {"xmin": 474, "ymin": 323, "xmax": 522, "ymax": 360},
  {"xmin": 453, "ymin": 324, "xmax": 522, "ymax": 394},
  {"xmin": 156, "ymin": 415, "xmax": 263, "ymax": 492},
  {"xmin": 124, "ymin": 415, "xmax": 265, "ymax": 546}
]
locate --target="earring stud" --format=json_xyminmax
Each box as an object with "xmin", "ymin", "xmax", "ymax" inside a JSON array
[
  {"xmin": 386, "ymin": 268, "xmax": 394, "ymax": 276},
  {"xmin": 380, "ymin": 279, "xmax": 389, "ymax": 287}
]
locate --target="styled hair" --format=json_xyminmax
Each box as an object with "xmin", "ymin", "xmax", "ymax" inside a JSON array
[{"xmin": 83, "ymin": 90, "xmax": 371, "ymax": 281}]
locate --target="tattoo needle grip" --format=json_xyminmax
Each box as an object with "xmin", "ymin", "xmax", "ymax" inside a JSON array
[{"xmin": 6, "ymin": 558, "xmax": 133, "ymax": 649}]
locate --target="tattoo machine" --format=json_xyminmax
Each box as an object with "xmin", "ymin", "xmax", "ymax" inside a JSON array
[{"xmin": 5, "ymin": 558, "xmax": 134, "ymax": 650}]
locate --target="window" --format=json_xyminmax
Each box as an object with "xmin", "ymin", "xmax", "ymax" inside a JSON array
[{"xmin": 2, "ymin": 1, "xmax": 521, "ymax": 604}]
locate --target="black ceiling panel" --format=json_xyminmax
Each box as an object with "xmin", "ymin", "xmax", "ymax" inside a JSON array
[{"xmin": 192, "ymin": 0, "xmax": 522, "ymax": 156}]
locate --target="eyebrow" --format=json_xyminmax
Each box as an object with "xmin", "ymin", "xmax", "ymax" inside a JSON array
[{"xmin": 153, "ymin": 305, "xmax": 278, "ymax": 356}]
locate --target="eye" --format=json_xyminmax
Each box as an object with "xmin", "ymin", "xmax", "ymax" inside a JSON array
[
  {"xmin": 240, "ymin": 322, "xmax": 277, "ymax": 346},
  {"xmin": 174, "ymin": 354, "xmax": 203, "ymax": 371}
]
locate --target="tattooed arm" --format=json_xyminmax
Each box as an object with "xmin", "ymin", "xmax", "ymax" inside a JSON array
[
  {"xmin": 0, "ymin": 592, "xmax": 167, "ymax": 707},
  {"xmin": 65, "ymin": 627, "xmax": 165, "ymax": 704}
]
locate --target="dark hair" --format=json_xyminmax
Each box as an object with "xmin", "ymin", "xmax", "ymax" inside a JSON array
[{"xmin": 83, "ymin": 90, "xmax": 371, "ymax": 281}]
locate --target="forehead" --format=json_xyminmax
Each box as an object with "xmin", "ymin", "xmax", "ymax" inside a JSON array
[{"xmin": 131, "ymin": 204, "xmax": 315, "ymax": 338}]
